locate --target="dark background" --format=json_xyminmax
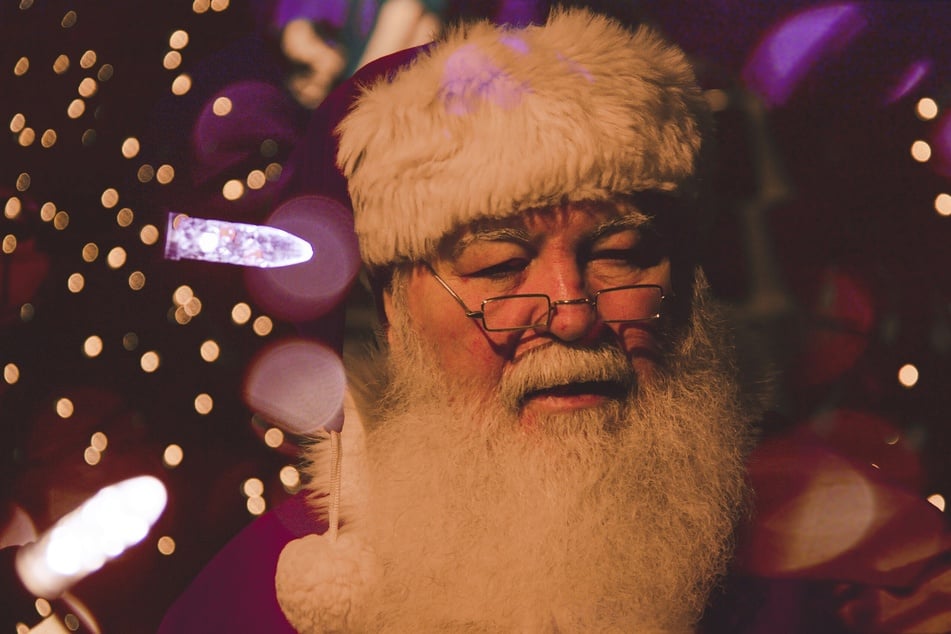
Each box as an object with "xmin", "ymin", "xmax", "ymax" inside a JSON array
[{"xmin": 1, "ymin": 1, "xmax": 949, "ymax": 631}]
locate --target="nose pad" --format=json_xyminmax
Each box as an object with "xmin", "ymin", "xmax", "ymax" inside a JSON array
[{"xmin": 546, "ymin": 298, "xmax": 598, "ymax": 342}]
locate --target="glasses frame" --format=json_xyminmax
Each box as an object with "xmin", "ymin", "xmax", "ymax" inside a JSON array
[{"xmin": 423, "ymin": 262, "xmax": 670, "ymax": 332}]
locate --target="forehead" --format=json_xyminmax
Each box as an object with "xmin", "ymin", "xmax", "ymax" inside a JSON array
[{"xmin": 437, "ymin": 199, "xmax": 653, "ymax": 257}]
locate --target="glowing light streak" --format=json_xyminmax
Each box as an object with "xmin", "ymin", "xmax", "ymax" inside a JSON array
[
  {"xmin": 164, "ymin": 213, "xmax": 313, "ymax": 268},
  {"xmin": 15, "ymin": 476, "xmax": 167, "ymax": 598}
]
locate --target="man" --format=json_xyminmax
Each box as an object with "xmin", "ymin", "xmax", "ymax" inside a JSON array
[{"xmin": 274, "ymin": 7, "xmax": 760, "ymax": 632}]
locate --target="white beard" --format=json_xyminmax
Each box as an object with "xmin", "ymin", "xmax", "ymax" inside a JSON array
[{"xmin": 300, "ymin": 275, "xmax": 756, "ymax": 633}]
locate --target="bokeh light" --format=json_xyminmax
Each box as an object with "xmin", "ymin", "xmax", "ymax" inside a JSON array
[
  {"xmin": 157, "ymin": 536, "xmax": 176, "ymax": 555},
  {"xmin": 898, "ymin": 363, "xmax": 919, "ymax": 388},
  {"xmin": 244, "ymin": 196, "xmax": 361, "ymax": 323},
  {"xmin": 83, "ymin": 335, "xmax": 103, "ymax": 358},
  {"xmin": 163, "ymin": 444, "xmax": 184, "ymax": 468},
  {"xmin": 243, "ymin": 339, "xmax": 346, "ymax": 434}
]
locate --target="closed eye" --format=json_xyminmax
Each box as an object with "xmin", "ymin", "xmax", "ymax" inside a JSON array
[{"xmin": 466, "ymin": 258, "xmax": 530, "ymax": 279}]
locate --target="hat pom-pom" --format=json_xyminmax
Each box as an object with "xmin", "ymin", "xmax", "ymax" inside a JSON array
[{"xmin": 276, "ymin": 531, "xmax": 379, "ymax": 633}]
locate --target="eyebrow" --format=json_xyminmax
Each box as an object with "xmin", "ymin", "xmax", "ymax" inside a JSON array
[
  {"xmin": 450, "ymin": 226, "xmax": 531, "ymax": 259},
  {"xmin": 588, "ymin": 211, "xmax": 651, "ymax": 243}
]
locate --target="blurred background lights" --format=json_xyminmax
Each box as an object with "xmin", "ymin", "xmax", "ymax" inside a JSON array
[
  {"xmin": 5, "ymin": 196, "xmax": 21, "ymax": 219},
  {"xmin": 164, "ymin": 51, "xmax": 182, "ymax": 70},
  {"xmin": 53, "ymin": 210, "xmax": 69, "ymax": 230},
  {"xmin": 77, "ymin": 77, "xmax": 97, "ymax": 98},
  {"xmin": 14, "ymin": 56, "xmax": 29, "ymax": 75},
  {"xmin": 3, "ymin": 363, "xmax": 20, "ymax": 384},
  {"xmin": 16, "ymin": 172, "xmax": 30, "ymax": 191},
  {"xmin": 231, "ymin": 302, "xmax": 251, "ymax": 325},
  {"xmin": 169, "ymin": 29, "xmax": 189, "ymax": 50},
  {"xmin": 911, "ymin": 139, "xmax": 932, "ymax": 162},
  {"xmin": 84, "ymin": 446, "xmax": 101, "ymax": 466},
  {"xmin": 82, "ymin": 242, "xmax": 99, "ymax": 261},
  {"xmin": 163, "ymin": 444, "xmax": 184, "ymax": 468},
  {"xmin": 242, "ymin": 477, "xmax": 263, "ymax": 498},
  {"xmin": 171, "ymin": 73, "xmax": 192, "ymax": 96},
  {"xmin": 90, "ymin": 432, "xmax": 108, "ymax": 452},
  {"xmin": 916, "ymin": 97, "xmax": 939, "ymax": 120},
  {"xmin": 927, "ymin": 493, "xmax": 946, "ymax": 512},
  {"xmin": 139, "ymin": 224, "xmax": 159, "ymax": 245},
  {"xmin": 898, "ymin": 363, "xmax": 920, "ymax": 388},
  {"xmin": 40, "ymin": 129, "xmax": 57, "ymax": 148},
  {"xmin": 200, "ymin": 339, "xmax": 220, "ymax": 362},
  {"xmin": 9, "ymin": 113, "xmax": 26, "ymax": 132},
  {"xmin": 121, "ymin": 137, "xmax": 140, "ymax": 158},
  {"xmin": 79, "ymin": 50, "xmax": 96, "ymax": 68},
  {"xmin": 279, "ymin": 465, "xmax": 301, "ymax": 492},
  {"xmin": 56, "ymin": 397, "xmax": 74, "ymax": 418},
  {"xmin": 35, "ymin": 598, "xmax": 51, "ymax": 618},
  {"xmin": 137, "ymin": 164, "xmax": 155, "ymax": 183},
  {"xmin": 173, "ymin": 285, "xmax": 193, "ymax": 306},
  {"xmin": 67, "ymin": 272, "xmax": 84, "ymax": 293},
  {"xmin": 222, "ymin": 179, "xmax": 244, "ymax": 200},
  {"xmin": 157, "ymin": 536, "xmax": 176, "ymax": 556},
  {"xmin": 156, "ymin": 164, "xmax": 175, "ymax": 184},
  {"xmin": 264, "ymin": 427, "xmax": 284, "ymax": 448},
  {"xmin": 244, "ymin": 195, "xmax": 360, "ymax": 323},
  {"xmin": 17, "ymin": 127, "xmax": 35, "ymax": 146},
  {"xmin": 67, "ymin": 98, "xmax": 86, "ymax": 119},
  {"xmin": 2, "ymin": 234, "xmax": 16, "ymax": 253},
  {"xmin": 122, "ymin": 332, "xmax": 139, "ymax": 351},
  {"xmin": 211, "ymin": 0, "xmax": 230, "ymax": 11},
  {"xmin": 212, "ymin": 96, "xmax": 232, "ymax": 116},
  {"xmin": 116, "ymin": 207, "xmax": 134, "ymax": 226},
  {"xmin": 140, "ymin": 350, "xmax": 160, "ymax": 373},
  {"xmin": 194, "ymin": 392, "xmax": 213, "ymax": 414},
  {"xmin": 100, "ymin": 188, "xmax": 119, "ymax": 209},
  {"xmin": 246, "ymin": 169, "xmax": 266, "ymax": 190},
  {"xmin": 936, "ymin": 193, "xmax": 951, "ymax": 217},
  {"xmin": 252, "ymin": 315, "xmax": 272, "ymax": 336},
  {"xmin": 246, "ymin": 496, "xmax": 265, "ymax": 516},
  {"xmin": 53, "ymin": 54, "xmax": 70, "ymax": 74},
  {"xmin": 83, "ymin": 335, "xmax": 103, "ymax": 358},
  {"xmin": 106, "ymin": 246, "xmax": 127, "ymax": 269},
  {"xmin": 98, "ymin": 64, "xmax": 114, "ymax": 82},
  {"xmin": 243, "ymin": 339, "xmax": 346, "ymax": 434},
  {"xmin": 14, "ymin": 476, "xmax": 168, "ymax": 599},
  {"xmin": 61, "ymin": 9, "xmax": 77, "ymax": 28},
  {"xmin": 40, "ymin": 201, "xmax": 56, "ymax": 221},
  {"xmin": 128, "ymin": 270, "xmax": 146, "ymax": 290}
]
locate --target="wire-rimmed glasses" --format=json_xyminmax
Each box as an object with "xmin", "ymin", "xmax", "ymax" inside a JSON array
[{"xmin": 424, "ymin": 263, "xmax": 670, "ymax": 332}]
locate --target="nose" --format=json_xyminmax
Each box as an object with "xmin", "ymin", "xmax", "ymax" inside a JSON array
[
  {"xmin": 546, "ymin": 297, "xmax": 598, "ymax": 342},
  {"xmin": 536, "ymin": 265, "xmax": 599, "ymax": 343}
]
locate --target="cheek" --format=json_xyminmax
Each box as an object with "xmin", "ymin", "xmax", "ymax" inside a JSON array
[
  {"xmin": 613, "ymin": 322, "xmax": 664, "ymax": 370},
  {"xmin": 405, "ymin": 281, "xmax": 507, "ymax": 389}
]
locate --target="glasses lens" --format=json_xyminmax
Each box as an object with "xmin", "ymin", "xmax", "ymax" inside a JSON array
[
  {"xmin": 597, "ymin": 286, "xmax": 663, "ymax": 322},
  {"xmin": 482, "ymin": 295, "xmax": 551, "ymax": 330}
]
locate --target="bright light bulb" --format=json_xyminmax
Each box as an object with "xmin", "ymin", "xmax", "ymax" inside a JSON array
[{"xmin": 15, "ymin": 476, "xmax": 167, "ymax": 598}]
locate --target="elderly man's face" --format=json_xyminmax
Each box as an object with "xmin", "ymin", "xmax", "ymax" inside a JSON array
[{"xmin": 383, "ymin": 201, "xmax": 672, "ymax": 427}]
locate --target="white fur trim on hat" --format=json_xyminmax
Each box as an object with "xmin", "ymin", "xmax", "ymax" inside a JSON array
[{"xmin": 336, "ymin": 8, "xmax": 708, "ymax": 267}]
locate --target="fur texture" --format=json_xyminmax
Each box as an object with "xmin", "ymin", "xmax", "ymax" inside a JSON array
[
  {"xmin": 280, "ymin": 271, "xmax": 756, "ymax": 632},
  {"xmin": 336, "ymin": 8, "xmax": 708, "ymax": 267}
]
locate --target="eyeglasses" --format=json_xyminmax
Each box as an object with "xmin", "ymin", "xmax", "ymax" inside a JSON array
[{"xmin": 425, "ymin": 263, "xmax": 670, "ymax": 332}]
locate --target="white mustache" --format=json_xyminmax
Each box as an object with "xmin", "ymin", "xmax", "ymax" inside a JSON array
[{"xmin": 498, "ymin": 343, "xmax": 635, "ymax": 411}]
